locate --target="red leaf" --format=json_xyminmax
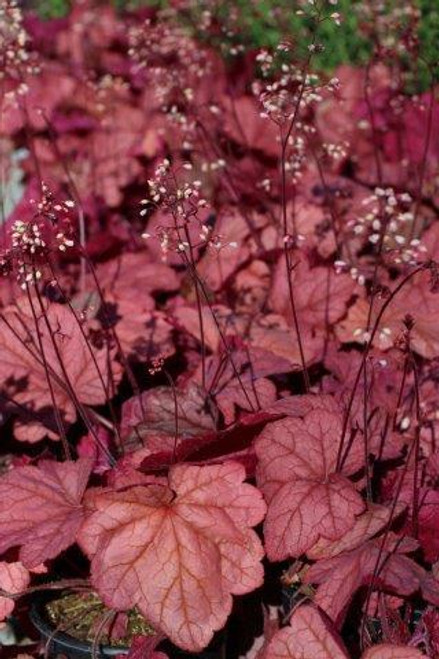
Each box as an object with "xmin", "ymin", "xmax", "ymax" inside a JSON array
[
  {"xmin": 255, "ymin": 407, "xmax": 365, "ymax": 560},
  {"xmin": 122, "ymin": 634, "xmax": 167, "ymax": 659},
  {"xmin": 383, "ymin": 465, "xmax": 439, "ymax": 562},
  {"xmin": 84, "ymin": 253, "xmax": 178, "ymax": 362},
  {"xmin": 0, "ymin": 562, "xmax": 30, "ymax": 621},
  {"xmin": 264, "ymin": 605, "xmax": 349, "ymax": 658},
  {"xmin": 0, "ymin": 459, "xmax": 92, "ymax": 568},
  {"xmin": 78, "ymin": 462, "xmax": 266, "ymax": 651},
  {"xmin": 36, "ymin": 102, "xmax": 145, "ymax": 207},
  {"xmin": 263, "ymin": 393, "xmax": 340, "ymax": 418},
  {"xmin": 114, "ymin": 306, "xmax": 174, "ymax": 363},
  {"xmin": 1, "ymin": 63, "xmax": 75, "ymax": 135},
  {"xmin": 191, "ymin": 207, "xmax": 253, "ymax": 292}
]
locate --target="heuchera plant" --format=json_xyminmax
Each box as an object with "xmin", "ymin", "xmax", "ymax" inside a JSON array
[{"xmin": 1, "ymin": 0, "xmax": 439, "ymax": 657}]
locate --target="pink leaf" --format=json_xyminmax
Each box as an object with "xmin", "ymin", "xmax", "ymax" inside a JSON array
[
  {"xmin": 249, "ymin": 315, "xmax": 320, "ymax": 368},
  {"xmin": 77, "ymin": 428, "xmax": 112, "ymax": 475},
  {"xmin": 255, "ymin": 407, "xmax": 365, "ymax": 560},
  {"xmin": 0, "ymin": 562, "xmax": 30, "ymax": 621},
  {"xmin": 264, "ymin": 605, "xmax": 349, "ymax": 658},
  {"xmin": 403, "ymin": 487, "xmax": 439, "ymax": 562},
  {"xmin": 307, "ymin": 505, "xmax": 394, "ymax": 560},
  {"xmin": 270, "ymin": 256, "xmax": 357, "ymax": 333},
  {"xmin": 214, "ymin": 376, "xmax": 277, "ymax": 426},
  {"xmin": 261, "ymin": 607, "xmax": 424, "ymax": 659},
  {"xmin": 94, "ymin": 252, "xmax": 180, "ymax": 301},
  {"xmin": 0, "ymin": 301, "xmax": 121, "ymax": 439},
  {"xmin": 120, "ymin": 382, "xmax": 215, "ymax": 452},
  {"xmin": 304, "ymin": 533, "xmax": 439, "ymax": 625},
  {"xmin": 79, "ymin": 462, "xmax": 266, "ymax": 652},
  {"xmin": 222, "ymin": 96, "xmax": 279, "ymax": 158},
  {"xmin": 0, "ymin": 459, "xmax": 92, "ymax": 568},
  {"xmin": 337, "ymin": 271, "xmax": 439, "ymax": 359}
]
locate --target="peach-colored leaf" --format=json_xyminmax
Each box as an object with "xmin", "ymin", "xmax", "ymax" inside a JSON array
[
  {"xmin": 264, "ymin": 605, "xmax": 349, "ymax": 658},
  {"xmin": 0, "ymin": 301, "xmax": 121, "ymax": 437},
  {"xmin": 173, "ymin": 304, "xmax": 231, "ymax": 353},
  {"xmin": 255, "ymin": 408, "xmax": 365, "ymax": 560},
  {"xmin": 0, "ymin": 459, "xmax": 92, "ymax": 568},
  {"xmin": 0, "ymin": 562, "xmax": 30, "ymax": 621},
  {"xmin": 249, "ymin": 315, "xmax": 320, "ymax": 368},
  {"xmin": 78, "ymin": 462, "xmax": 266, "ymax": 652},
  {"xmin": 215, "ymin": 376, "xmax": 277, "ymax": 425},
  {"xmin": 307, "ymin": 505, "xmax": 394, "ymax": 560},
  {"xmin": 222, "ymin": 96, "xmax": 279, "ymax": 158},
  {"xmin": 270, "ymin": 257, "xmax": 357, "ymax": 332},
  {"xmin": 94, "ymin": 252, "xmax": 180, "ymax": 302},
  {"xmin": 121, "ymin": 382, "xmax": 215, "ymax": 450},
  {"xmin": 337, "ymin": 271, "xmax": 439, "ymax": 359}
]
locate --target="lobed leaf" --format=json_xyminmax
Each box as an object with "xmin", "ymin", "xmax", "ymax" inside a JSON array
[
  {"xmin": 264, "ymin": 605, "xmax": 349, "ymax": 659},
  {"xmin": 0, "ymin": 459, "xmax": 92, "ymax": 568},
  {"xmin": 255, "ymin": 407, "xmax": 364, "ymax": 560},
  {"xmin": 78, "ymin": 462, "xmax": 266, "ymax": 651}
]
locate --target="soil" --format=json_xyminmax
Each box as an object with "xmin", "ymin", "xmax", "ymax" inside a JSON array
[{"xmin": 45, "ymin": 591, "xmax": 155, "ymax": 647}]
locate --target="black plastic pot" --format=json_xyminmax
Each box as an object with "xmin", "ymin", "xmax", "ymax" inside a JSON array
[{"xmin": 30, "ymin": 597, "xmax": 226, "ymax": 659}]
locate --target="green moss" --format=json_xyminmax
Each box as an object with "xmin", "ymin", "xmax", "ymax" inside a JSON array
[
  {"xmin": 31, "ymin": 0, "xmax": 70, "ymax": 18},
  {"xmin": 26, "ymin": 0, "xmax": 438, "ymax": 91}
]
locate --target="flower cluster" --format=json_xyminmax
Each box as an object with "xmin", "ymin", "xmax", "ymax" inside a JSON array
[
  {"xmin": 0, "ymin": 0, "xmax": 39, "ymax": 99},
  {"xmin": 129, "ymin": 17, "xmax": 211, "ymax": 110},
  {"xmin": 352, "ymin": 187, "xmax": 427, "ymax": 264},
  {"xmin": 1, "ymin": 185, "xmax": 76, "ymax": 289},
  {"xmin": 356, "ymin": 0, "xmax": 421, "ymax": 58},
  {"xmin": 141, "ymin": 159, "xmax": 239, "ymax": 260}
]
